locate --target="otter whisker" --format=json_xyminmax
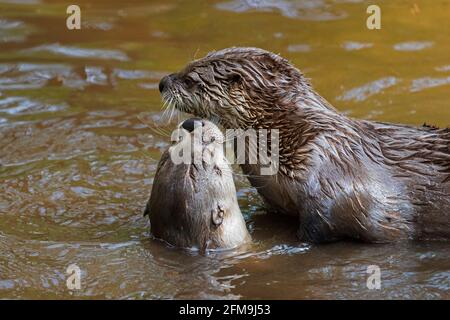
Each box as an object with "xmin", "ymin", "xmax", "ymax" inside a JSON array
[
  {"xmin": 139, "ymin": 120, "xmax": 171, "ymax": 138},
  {"xmin": 138, "ymin": 149, "xmax": 158, "ymax": 162},
  {"xmin": 168, "ymin": 100, "xmax": 177, "ymax": 123}
]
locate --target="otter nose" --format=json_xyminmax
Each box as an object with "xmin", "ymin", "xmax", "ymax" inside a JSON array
[
  {"xmin": 159, "ymin": 74, "xmax": 174, "ymax": 93},
  {"xmin": 181, "ymin": 118, "xmax": 203, "ymax": 132}
]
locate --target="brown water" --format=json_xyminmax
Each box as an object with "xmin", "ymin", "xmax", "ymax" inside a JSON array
[{"xmin": 0, "ymin": 0, "xmax": 449, "ymax": 299}]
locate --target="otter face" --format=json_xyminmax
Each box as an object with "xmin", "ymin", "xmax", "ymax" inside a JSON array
[
  {"xmin": 170, "ymin": 117, "xmax": 225, "ymax": 167},
  {"xmin": 147, "ymin": 118, "xmax": 250, "ymax": 252},
  {"xmin": 159, "ymin": 47, "xmax": 308, "ymax": 129},
  {"xmin": 178, "ymin": 117, "xmax": 224, "ymax": 145}
]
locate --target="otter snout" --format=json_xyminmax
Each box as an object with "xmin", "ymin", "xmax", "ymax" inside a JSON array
[
  {"xmin": 159, "ymin": 73, "xmax": 176, "ymax": 93},
  {"xmin": 181, "ymin": 118, "xmax": 203, "ymax": 132}
]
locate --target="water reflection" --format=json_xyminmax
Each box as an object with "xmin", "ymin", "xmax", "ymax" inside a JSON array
[
  {"xmin": 393, "ymin": 41, "xmax": 434, "ymax": 52},
  {"xmin": 0, "ymin": 63, "xmax": 164, "ymax": 91},
  {"xmin": 0, "ymin": 18, "xmax": 31, "ymax": 43},
  {"xmin": 436, "ymin": 65, "xmax": 450, "ymax": 72},
  {"xmin": 341, "ymin": 41, "xmax": 373, "ymax": 51},
  {"xmin": 287, "ymin": 44, "xmax": 311, "ymax": 52},
  {"xmin": 0, "ymin": 96, "xmax": 67, "ymax": 114},
  {"xmin": 411, "ymin": 76, "xmax": 450, "ymax": 92},
  {"xmin": 25, "ymin": 43, "xmax": 130, "ymax": 61},
  {"xmin": 337, "ymin": 77, "xmax": 399, "ymax": 102},
  {"xmin": 216, "ymin": 0, "xmax": 348, "ymax": 20},
  {"xmin": 0, "ymin": 0, "xmax": 449, "ymax": 300}
]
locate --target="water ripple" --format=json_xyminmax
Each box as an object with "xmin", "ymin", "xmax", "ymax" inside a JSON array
[
  {"xmin": 410, "ymin": 76, "xmax": 450, "ymax": 92},
  {"xmin": 0, "ymin": 63, "xmax": 165, "ymax": 91},
  {"xmin": 435, "ymin": 65, "xmax": 450, "ymax": 72},
  {"xmin": 0, "ymin": 19, "xmax": 31, "ymax": 43},
  {"xmin": 24, "ymin": 43, "xmax": 129, "ymax": 61},
  {"xmin": 287, "ymin": 44, "xmax": 311, "ymax": 53},
  {"xmin": 216, "ymin": 0, "xmax": 347, "ymax": 21},
  {"xmin": 342, "ymin": 41, "xmax": 373, "ymax": 51},
  {"xmin": 337, "ymin": 77, "xmax": 399, "ymax": 102},
  {"xmin": 393, "ymin": 41, "xmax": 433, "ymax": 52},
  {"xmin": 113, "ymin": 68, "xmax": 167, "ymax": 80},
  {"xmin": 0, "ymin": 96, "xmax": 67, "ymax": 115}
]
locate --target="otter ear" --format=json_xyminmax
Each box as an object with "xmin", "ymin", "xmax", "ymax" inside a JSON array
[
  {"xmin": 229, "ymin": 73, "xmax": 242, "ymax": 84},
  {"xmin": 211, "ymin": 205, "xmax": 225, "ymax": 227}
]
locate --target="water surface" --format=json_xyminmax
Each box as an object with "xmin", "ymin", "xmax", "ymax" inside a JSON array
[{"xmin": 0, "ymin": 0, "xmax": 449, "ymax": 299}]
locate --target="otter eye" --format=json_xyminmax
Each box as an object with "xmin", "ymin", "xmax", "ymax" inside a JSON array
[{"xmin": 184, "ymin": 77, "xmax": 195, "ymax": 88}]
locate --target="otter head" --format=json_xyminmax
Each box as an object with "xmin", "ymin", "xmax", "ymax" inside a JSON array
[
  {"xmin": 147, "ymin": 118, "xmax": 251, "ymax": 252},
  {"xmin": 170, "ymin": 117, "xmax": 224, "ymax": 166},
  {"xmin": 159, "ymin": 47, "xmax": 313, "ymax": 129}
]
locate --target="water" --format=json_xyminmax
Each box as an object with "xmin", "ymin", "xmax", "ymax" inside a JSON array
[{"xmin": 0, "ymin": 0, "xmax": 449, "ymax": 299}]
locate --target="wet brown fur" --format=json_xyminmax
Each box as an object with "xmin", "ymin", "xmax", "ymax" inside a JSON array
[
  {"xmin": 145, "ymin": 119, "xmax": 250, "ymax": 250},
  {"xmin": 159, "ymin": 47, "xmax": 450, "ymax": 243}
]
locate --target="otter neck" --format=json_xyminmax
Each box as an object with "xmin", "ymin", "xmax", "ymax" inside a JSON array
[{"xmin": 238, "ymin": 90, "xmax": 364, "ymax": 178}]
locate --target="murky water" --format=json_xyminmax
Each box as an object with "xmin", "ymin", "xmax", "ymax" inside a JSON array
[{"xmin": 0, "ymin": 0, "xmax": 449, "ymax": 299}]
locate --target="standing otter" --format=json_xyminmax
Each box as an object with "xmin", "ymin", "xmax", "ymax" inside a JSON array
[
  {"xmin": 158, "ymin": 47, "xmax": 450, "ymax": 243},
  {"xmin": 145, "ymin": 118, "xmax": 250, "ymax": 251}
]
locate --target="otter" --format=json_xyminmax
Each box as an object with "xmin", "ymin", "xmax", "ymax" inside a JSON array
[
  {"xmin": 144, "ymin": 118, "xmax": 251, "ymax": 251},
  {"xmin": 158, "ymin": 47, "xmax": 450, "ymax": 243}
]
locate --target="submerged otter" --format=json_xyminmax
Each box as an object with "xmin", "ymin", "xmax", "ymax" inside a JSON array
[
  {"xmin": 158, "ymin": 47, "xmax": 450, "ymax": 243},
  {"xmin": 144, "ymin": 118, "xmax": 250, "ymax": 251}
]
